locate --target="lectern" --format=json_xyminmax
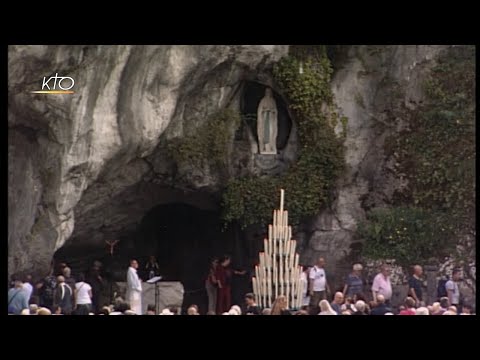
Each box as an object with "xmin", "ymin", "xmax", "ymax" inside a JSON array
[{"xmin": 146, "ymin": 276, "xmax": 163, "ymax": 314}]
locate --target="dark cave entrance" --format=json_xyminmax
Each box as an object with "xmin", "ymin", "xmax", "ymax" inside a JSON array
[
  {"xmin": 131, "ymin": 202, "xmax": 253, "ymax": 313},
  {"xmin": 136, "ymin": 203, "xmax": 228, "ymax": 285},
  {"xmin": 240, "ymin": 81, "xmax": 292, "ymax": 150},
  {"xmin": 53, "ymin": 183, "xmax": 264, "ymax": 313}
]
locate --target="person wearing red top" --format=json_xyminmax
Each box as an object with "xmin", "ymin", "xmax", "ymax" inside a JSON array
[
  {"xmin": 399, "ymin": 297, "xmax": 416, "ymax": 315},
  {"xmin": 215, "ymin": 255, "xmax": 232, "ymax": 314}
]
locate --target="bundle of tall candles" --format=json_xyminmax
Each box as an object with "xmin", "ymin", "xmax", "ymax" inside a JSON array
[{"xmin": 252, "ymin": 189, "xmax": 304, "ymax": 309}]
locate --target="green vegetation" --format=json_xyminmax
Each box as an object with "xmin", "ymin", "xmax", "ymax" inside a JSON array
[
  {"xmin": 359, "ymin": 45, "xmax": 475, "ymax": 265},
  {"xmin": 168, "ymin": 108, "xmax": 241, "ymax": 173},
  {"xmin": 358, "ymin": 207, "xmax": 454, "ymax": 267},
  {"xmin": 222, "ymin": 45, "xmax": 346, "ymax": 228}
]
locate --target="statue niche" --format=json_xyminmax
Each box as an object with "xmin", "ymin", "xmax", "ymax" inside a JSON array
[{"xmin": 257, "ymin": 87, "xmax": 278, "ymax": 154}]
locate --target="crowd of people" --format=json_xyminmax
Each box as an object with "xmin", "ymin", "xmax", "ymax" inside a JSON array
[{"xmin": 7, "ymin": 256, "xmax": 475, "ymax": 315}]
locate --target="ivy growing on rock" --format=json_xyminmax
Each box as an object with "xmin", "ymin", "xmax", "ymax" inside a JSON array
[
  {"xmin": 222, "ymin": 45, "xmax": 346, "ymax": 228},
  {"xmin": 168, "ymin": 108, "xmax": 241, "ymax": 175},
  {"xmin": 358, "ymin": 207, "xmax": 454, "ymax": 267},
  {"xmin": 359, "ymin": 45, "xmax": 475, "ymax": 266}
]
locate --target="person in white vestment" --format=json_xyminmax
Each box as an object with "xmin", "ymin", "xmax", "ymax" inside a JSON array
[{"xmin": 126, "ymin": 259, "xmax": 142, "ymax": 315}]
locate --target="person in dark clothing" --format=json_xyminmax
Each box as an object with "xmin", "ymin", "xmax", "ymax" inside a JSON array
[
  {"xmin": 244, "ymin": 293, "xmax": 261, "ymax": 315},
  {"xmin": 215, "ymin": 255, "xmax": 232, "ymax": 314},
  {"xmin": 55, "ymin": 262, "xmax": 68, "ymax": 276},
  {"xmin": 352, "ymin": 300, "xmax": 367, "ymax": 315},
  {"xmin": 231, "ymin": 264, "xmax": 249, "ymax": 306},
  {"xmin": 370, "ymin": 294, "xmax": 392, "ymax": 315},
  {"xmin": 62, "ymin": 267, "xmax": 76, "ymax": 307},
  {"xmin": 53, "ymin": 276, "xmax": 73, "ymax": 315},
  {"xmin": 408, "ymin": 265, "xmax": 424, "ymax": 306},
  {"xmin": 38, "ymin": 271, "xmax": 57, "ymax": 310},
  {"xmin": 145, "ymin": 256, "xmax": 160, "ymax": 280},
  {"xmin": 87, "ymin": 266, "xmax": 104, "ymax": 313}
]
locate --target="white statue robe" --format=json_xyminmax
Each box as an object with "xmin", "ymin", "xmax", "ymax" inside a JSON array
[
  {"xmin": 126, "ymin": 267, "xmax": 142, "ymax": 314},
  {"xmin": 257, "ymin": 89, "xmax": 278, "ymax": 154}
]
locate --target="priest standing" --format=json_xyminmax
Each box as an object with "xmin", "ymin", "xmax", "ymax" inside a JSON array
[{"xmin": 126, "ymin": 259, "xmax": 142, "ymax": 315}]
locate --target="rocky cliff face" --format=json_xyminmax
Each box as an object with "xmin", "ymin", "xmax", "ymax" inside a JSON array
[
  {"xmin": 8, "ymin": 45, "xmax": 454, "ymax": 283},
  {"xmin": 296, "ymin": 45, "xmax": 450, "ymax": 281},
  {"xmin": 8, "ymin": 45, "xmax": 288, "ymax": 276}
]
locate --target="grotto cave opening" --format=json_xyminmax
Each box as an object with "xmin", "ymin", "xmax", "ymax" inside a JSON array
[{"xmin": 53, "ymin": 189, "xmax": 261, "ymax": 312}]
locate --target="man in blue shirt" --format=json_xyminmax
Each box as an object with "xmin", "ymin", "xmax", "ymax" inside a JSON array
[{"xmin": 8, "ymin": 276, "xmax": 29, "ymax": 315}]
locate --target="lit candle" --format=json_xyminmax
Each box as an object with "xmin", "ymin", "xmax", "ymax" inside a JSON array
[
  {"xmin": 297, "ymin": 267, "xmax": 302, "ymax": 308},
  {"xmin": 285, "ymin": 210, "xmax": 288, "ymax": 229},
  {"xmin": 278, "ymin": 226, "xmax": 285, "ymax": 250},
  {"xmin": 262, "ymin": 272, "xmax": 267, "ymax": 308},
  {"xmin": 290, "ymin": 241, "xmax": 295, "ymax": 269},
  {"xmin": 267, "ymin": 273, "xmax": 272, "ymax": 307},
  {"xmin": 283, "ymin": 241, "xmax": 288, "ymax": 273},
  {"xmin": 285, "ymin": 241, "xmax": 290, "ymax": 272},
  {"xmin": 292, "ymin": 271, "xmax": 296, "ymax": 308},
  {"xmin": 280, "ymin": 188, "xmax": 284, "ymax": 212},
  {"xmin": 278, "ymin": 210, "xmax": 283, "ymax": 240},
  {"xmin": 290, "ymin": 269, "xmax": 296, "ymax": 306},
  {"xmin": 295, "ymin": 254, "xmax": 299, "ymax": 270},
  {"xmin": 269, "ymin": 236, "xmax": 273, "ymax": 266},
  {"xmin": 273, "ymin": 232, "xmax": 276, "ymax": 263},
  {"xmin": 279, "ymin": 258, "xmax": 284, "ymax": 296},
  {"xmin": 273, "ymin": 214, "xmax": 277, "ymax": 241},
  {"xmin": 295, "ymin": 275, "xmax": 301, "ymax": 309},
  {"xmin": 285, "ymin": 275, "xmax": 290, "ymax": 308},
  {"xmin": 299, "ymin": 266, "xmax": 304, "ymax": 308},
  {"xmin": 273, "ymin": 261, "xmax": 278, "ymax": 299}
]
